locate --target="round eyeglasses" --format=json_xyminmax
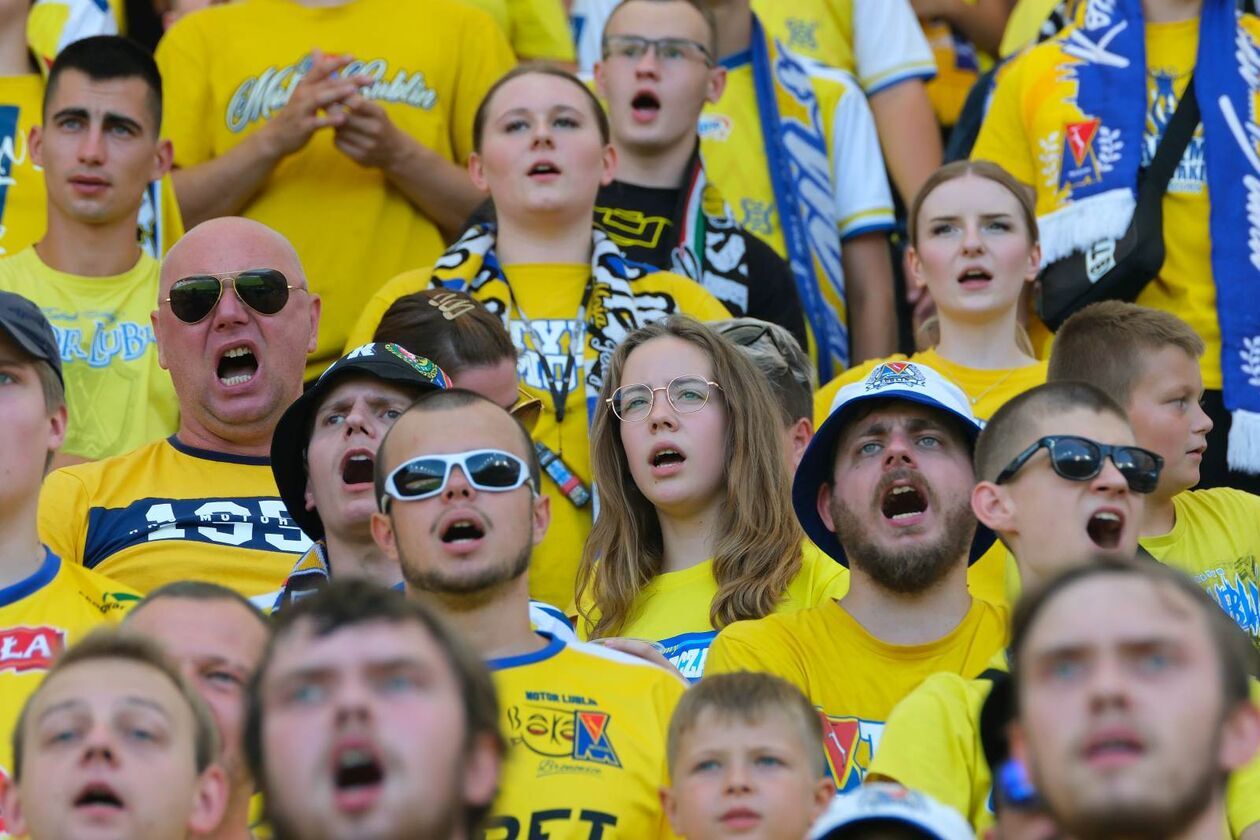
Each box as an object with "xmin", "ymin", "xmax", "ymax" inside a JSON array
[{"xmin": 606, "ymin": 375, "xmax": 722, "ymax": 422}]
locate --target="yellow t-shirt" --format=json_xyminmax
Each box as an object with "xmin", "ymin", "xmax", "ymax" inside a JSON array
[
  {"xmin": 705, "ymin": 597, "xmax": 1007, "ymax": 792},
  {"xmin": 974, "ymin": 16, "xmax": 1235, "ymax": 389},
  {"xmin": 0, "ymin": 247, "xmax": 178, "ymax": 461},
  {"xmin": 576, "ymin": 543, "xmax": 850, "ymax": 681},
  {"xmin": 344, "ymin": 261, "xmax": 731, "ymax": 609},
  {"xmin": 38, "ymin": 437, "xmax": 313, "ymax": 604},
  {"xmin": 869, "ymin": 652, "xmax": 1260, "ymax": 837},
  {"xmin": 0, "ymin": 549, "xmax": 138, "ymax": 811},
  {"xmin": 459, "ymin": 0, "xmax": 574, "ymax": 61},
  {"xmin": 155, "ymin": 0, "xmax": 516, "ymax": 377},
  {"xmin": 487, "ymin": 633, "xmax": 685, "ymax": 839},
  {"xmin": 751, "ymin": 0, "xmax": 935, "ymax": 93},
  {"xmin": 1142, "ymin": 488, "xmax": 1260, "ymax": 650}
]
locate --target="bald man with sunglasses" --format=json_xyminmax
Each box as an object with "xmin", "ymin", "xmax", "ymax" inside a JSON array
[{"xmin": 38, "ymin": 217, "xmax": 322, "ymax": 607}]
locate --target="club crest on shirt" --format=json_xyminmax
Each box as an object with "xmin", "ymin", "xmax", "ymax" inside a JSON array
[
  {"xmin": 0, "ymin": 626, "xmax": 66, "ymax": 673},
  {"xmin": 508, "ymin": 697, "xmax": 622, "ymax": 769},
  {"xmin": 865, "ymin": 362, "xmax": 926, "ymax": 391},
  {"xmin": 819, "ymin": 714, "xmax": 884, "ymax": 793},
  {"xmin": 784, "ymin": 17, "xmax": 820, "ymax": 52}
]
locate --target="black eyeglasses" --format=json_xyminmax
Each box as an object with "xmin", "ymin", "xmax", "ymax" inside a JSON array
[
  {"xmin": 162, "ymin": 268, "xmax": 302, "ymax": 324},
  {"xmin": 380, "ymin": 449, "xmax": 533, "ymax": 509},
  {"xmin": 996, "ymin": 435, "xmax": 1163, "ymax": 494},
  {"xmin": 601, "ymin": 34, "xmax": 714, "ymax": 66}
]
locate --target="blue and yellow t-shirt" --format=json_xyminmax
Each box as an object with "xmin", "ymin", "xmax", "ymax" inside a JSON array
[
  {"xmin": 344, "ymin": 262, "xmax": 730, "ymax": 610},
  {"xmin": 156, "ymin": 0, "xmax": 516, "ymax": 377},
  {"xmin": 705, "ymin": 597, "xmax": 1007, "ymax": 792},
  {"xmin": 0, "ymin": 75, "xmax": 48, "ymax": 260},
  {"xmin": 0, "ymin": 548, "xmax": 138, "ymax": 822},
  {"xmin": 576, "ymin": 543, "xmax": 849, "ymax": 682},
  {"xmin": 1143, "ymin": 488, "xmax": 1260, "ymax": 650},
  {"xmin": 0, "ymin": 247, "xmax": 178, "ymax": 461},
  {"xmin": 488, "ymin": 633, "xmax": 686, "ymax": 838},
  {"xmin": 38, "ymin": 437, "xmax": 312, "ymax": 605}
]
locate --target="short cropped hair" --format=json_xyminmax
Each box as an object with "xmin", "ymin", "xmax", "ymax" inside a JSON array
[
  {"xmin": 375, "ymin": 388, "xmax": 542, "ymax": 509},
  {"xmin": 374, "ymin": 289, "xmax": 517, "ymax": 376},
  {"xmin": 129, "ymin": 580, "xmax": 271, "ymax": 633},
  {"xmin": 714, "ymin": 318, "xmax": 815, "ymax": 426},
  {"xmin": 1048, "ymin": 301, "xmax": 1205, "ymax": 406},
  {"xmin": 974, "ymin": 381, "xmax": 1129, "ymax": 483},
  {"xmin": 244, "ymin": 578, "xmax": 504, "ymax": 830},
  {"xmin": 668, "ymin": 672, "xmax": 825, "ymax": 777},
  {"xmin": 1009, "ymin": 555, "xmax": 1257, "ymax": 711},
  {"xmin": 45, "ymin": 36, "xmax": 163, "ymax": 131},
  {"xmin": 603, "ymin": 0, "xmax": 719, "ymax": 56},
  {"xmin": 472, "ymin": 63, "xmax": 610, "ymax": 153},
  {"xmin": 11, "ymin": 628, "xmax": 219, "ymax": 781}
]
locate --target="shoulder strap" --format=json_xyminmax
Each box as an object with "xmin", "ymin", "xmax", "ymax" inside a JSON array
[{"xmin": 1142, "ymin": 74, "xmax": 1200, "ymax": 196}]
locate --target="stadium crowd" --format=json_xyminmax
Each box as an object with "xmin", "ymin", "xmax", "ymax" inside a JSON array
[{"xmin": 2, "ymin": 0, "xmax": 1260, "ymax": 837}]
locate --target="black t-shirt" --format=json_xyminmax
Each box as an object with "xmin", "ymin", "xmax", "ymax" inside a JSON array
[{"xmin": 595, "ymin": 180, "xmax": 808, "ymax": 348}]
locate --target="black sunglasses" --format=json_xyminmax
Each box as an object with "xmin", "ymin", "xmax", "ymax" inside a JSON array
[
  {"xmin": 163, "ymin": 268, "xmax": 301, "ymax": 324},
  {"xmin": 996, "ymin": 435, "xmax": 1163, "ymax": 494}
]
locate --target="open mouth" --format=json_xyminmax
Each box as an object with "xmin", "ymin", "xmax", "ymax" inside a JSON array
[
  {"xmin": 74, "ymin": 783, "xmax": 124, "ymax": 811},
  {"xmin": 440, "ymin": 516, "xmax": 486, "ymax": 544},
  {"xmin": 651, "ymin": 448, "xmax": 685, "ymax": 467},
  {"xmin": 631, "ymin": 90, "xmax": 661, "ymax": 118},
  {"xmin": 1084, "ymin": 733, "xmax": 1145, "ymax": 766},
  {"xmin": 957, "ymin": 268, "xmax": 993, "ymax": 285},
  {"xmin": 1086, "ymin": 510, "xmax": 1124, "ymax": 549},
  {"xmin": 334, "ymin": 747, "xmax": 384, "ymax": 792},
  {"xmin": 881, "ymin": 483, "xmax": 928, "ymax": 521},
  {"xmin": 216, "ymin": 345, "xmax": 258, "ymax": 387},
  {"xmin": 528, "ymin": 161, "xmax": 560, "ymax": 178},
  {"xmin": 341, "ymin": 453, "xmax": 375, "ymax": 486}
]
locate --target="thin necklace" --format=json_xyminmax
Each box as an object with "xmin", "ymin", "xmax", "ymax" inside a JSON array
[{"xmin": 969, "ymin": 366, "xmax": 1022, "ymax": 407}]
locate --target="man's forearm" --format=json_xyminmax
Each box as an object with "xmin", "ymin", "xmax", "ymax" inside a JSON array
[
  {"xmin": 869, "ymin": 80, "xmax": 943, "ymax": 205},
  {"xmin": 382, "ymin": 138, "xmax": 488, "ymax": 240},
  {"xmin": 843, "ymin": 231, "xmax": 898, "ymax": 364},
  {"xmin": 171, "ymin": 131, "xmax": 287, "ymax": 227}
]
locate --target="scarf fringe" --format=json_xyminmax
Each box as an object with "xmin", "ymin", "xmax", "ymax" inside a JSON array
[
  {"xmin": 1037, "ymin": 188, "xmax": 1136, "ymax": 266},
  {"xmin": 1228, "ymin": 408, "xmax": 1260, "ymax": 474}
]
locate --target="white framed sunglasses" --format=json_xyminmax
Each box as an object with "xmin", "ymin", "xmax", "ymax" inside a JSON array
[{"xmin": 379, "ymin": 449, "xmax": 534, "ymax": 509}]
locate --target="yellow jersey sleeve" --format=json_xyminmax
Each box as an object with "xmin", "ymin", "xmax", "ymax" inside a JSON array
[
  {"xmin": 38, "ymin": 467, "xmax": 90, "ymax": 571},
  {"xmin": 1227, "ymin": 682, "xmax": 1260, "ymax": 835},
  {"xmin": 970, "ymin": 53, "xmax": 1037, "ymax": 186},
  {"xmin": 505, "ymin": 0, "xmax": 576, "ymax": 62},
  {"xmin": 342, "ymin": 267, "xmax": 432, "ymax": 353},
  {"xmin": 706, "ymin": 616, "xmax": 804, "ymax": 682},
  {"xmin": 867, "ymin": 671, "xmax": 996, "ymax": 834},
  {"xmin": 0, "ymin": 552, "xmax": 139, "ymax": 790}
]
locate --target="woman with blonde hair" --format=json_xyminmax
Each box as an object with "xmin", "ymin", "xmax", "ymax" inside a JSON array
[{"xmin": 575, "ymin": 316, "xmax": 846, "ymax": 680}]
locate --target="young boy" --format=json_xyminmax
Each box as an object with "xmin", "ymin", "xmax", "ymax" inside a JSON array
[
  {"xmin": 1048, "ymin": 301, "xmax": 1260, "ymax": 650},
  {"xmin": 662, "ymin": 672, "xmax": 833, "ymax": 840}
]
